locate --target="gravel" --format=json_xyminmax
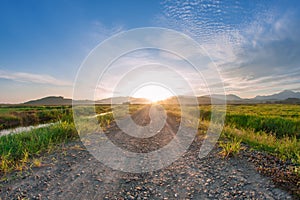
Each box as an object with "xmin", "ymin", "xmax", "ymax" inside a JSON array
[{"xmin": 1, "ymin": 140, "xmax": 297, "ymax": 199}]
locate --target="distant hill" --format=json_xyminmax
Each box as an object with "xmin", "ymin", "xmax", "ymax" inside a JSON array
[
  {"xmin": 129, "ymin": 97, "xmax": 151, "ymax": 104},
  {"xmin": 160, "ymin": 95, "xmax": 223, "ymax": 105},
  {"xmin": 24, "ymin": 96, "xmax": 94, "ymax": 106},
  {"xmin": 96, "ymin": 97, "xmax": 150, "ymax": 104},
  {"xmin": 159, "ymin": 96, "xmax": 202, "ymax": 105},
  {"xmin": 161, "ymin": 91, "xmax": 300, "ymax": 105},
  {"xmin": 205, "ymin": 94, "xmax": 242, "ymax": 101},
  {"xmin": 21, "ymin": 90, "xmax": 300, "ymax": 106},
  {"xmin": 275, "ymin": 98, "xmax": 300, "ymax": 104},
  {"xmin": 254, "ymin": 90, "xmax": 300, "ymax": 100},
  {"xmin": 96, "ymin": 97, "xmax": 127, "ymax": 104},
  {"xmin": 24, "ymin": 96, "xmax": 150, "ymax": 106},
  {"xmin": 23, "ymin": 96, "xmax": 73, "ymax": 105}
]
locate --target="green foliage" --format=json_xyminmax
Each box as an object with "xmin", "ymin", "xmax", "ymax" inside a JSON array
[
  {"xmin": 225, "ymin": 114, "xmax": 300, "ymax": 138},
  {"xmin": 199, "ymin": 104, "xmax": 300, "ymax": 139},
  {"xmin": 1, "ymin": 104, "xmax": 299, "ymax": 173},
  {"xmin": 0, "ymin": 105, "xmax": 122, "ymax": 173},
  {"xmin": 0, "ymin": 115, "xmax": 21, "ymax": 129},
  {"xmin": 221, "ymin": 126, "xmax": 300, "ymax": 164},
  {"xmin": 0, "ymin": 122, "xmax": 77, "ymax": 173},
  {"xmin": 97, "ymin": 114, "xmax": 114, "ymax": 129},
  {"xmin": 196, "ymin": 104, "xmax": 300, "ymax": 164},
  {"xmin": 0, "ymin": 106, "xmax": 73, "ymax": 130},
  {"xmin": 95, "ymin": 105, "xmax": 112, "ymax": 114},
  {"xmin": 219, "ymin": 137, "xmax": 242, "ymax": 158}
]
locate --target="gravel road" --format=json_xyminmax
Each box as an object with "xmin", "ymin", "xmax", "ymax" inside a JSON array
[{"xmin": 0, "ymin": 105, "xmax": 297, "ymax": 199}]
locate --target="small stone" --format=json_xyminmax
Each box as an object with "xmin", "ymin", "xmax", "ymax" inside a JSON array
[{"xmin": 136, "ymin": 186, "xmax": 142, "ymax": 190}]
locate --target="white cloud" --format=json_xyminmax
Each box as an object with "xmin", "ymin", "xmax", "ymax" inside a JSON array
[
  {"xmin": 158, "ymin": 0, "xmax": 300, "ymax": 97},
  {"xmin": 0, "ymin": 70, "xmax": 72, "ymax": 86}
]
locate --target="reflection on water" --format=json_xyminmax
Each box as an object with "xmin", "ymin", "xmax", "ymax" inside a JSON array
[
  {"xmin": 0, "ymin": 111, "xmax": 113, "ymax": 137},
  {"xmin": 0, "ymin": 122, "xmax": 57, "ymax": 137},
  {"xmin": 87, "ymin": 111, "xmax": 113, "ymax": 119}
]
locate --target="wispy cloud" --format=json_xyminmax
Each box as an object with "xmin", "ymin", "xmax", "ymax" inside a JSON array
[
  {"xmin": 0, "ymin": 70, "xmax": 72, "ymax": 86},
  {"xmin": 219, "ymin": 10, "xmax": 300, "ymax": 95},
  {"xmin": 89, "ymin": 21, "xmax": 124, "ymax": 43},
  {"xmin": 158, "ymin": 0, "xmax": 300, "ymax": 97}
]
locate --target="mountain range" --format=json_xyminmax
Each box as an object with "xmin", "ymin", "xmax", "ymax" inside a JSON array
[
  {"xmin": 19, "ymin": 90, "xmax": 300, "ymax": 105},
  {"xmin": 254, "ymin": 90, "xmax": 300, "ymax": 100},
  {"xmin": 23, "ymin": 96, "xmax": 150, "ymax": 106}
]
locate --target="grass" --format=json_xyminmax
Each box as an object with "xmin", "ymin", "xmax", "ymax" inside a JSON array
[
  {"xmin": 221, "ymin": 126, "xmax": 300, "ymax": 163},
  {"xmin": 32, "ymin": 158, "xmax": 42, "ymax": 167},
  {"xmin": 172, "ymin": 104, "xmax": 300, "ymax": 164},
  {"xmin": 225, "ymin": 114, "xmax": 300, "ymax": 138},
  {"xmin": 0, "ymin": 122, "xmax": 77, "ymax": 173},
  {"xmin": 218, "ymin": 137, "xmax": 242, "ymax": 158},
  {"xmin": 226, "ymin": 104, "xmax": 300, "ymax": 119},
  {"xmin": 0, "ymin": 105, "xmax": 72, "ymax": 130},
  {"xmin": 99, "ymin": 104, "xmax": 300, "ymax": 164},
  {"xmin": 97, "ymin": 113, "xmax": 114, "ymax": 129},
  {"xmin": 0, "ymin": 103, "xmax": 149, "ymax": 173},
  {"xmin": 1, "ymin": 103, "xmax": 299, "ymax": 173},
  {"xmin": 199, "ymin": 105, "xmax": 300, "ymax": 139}
]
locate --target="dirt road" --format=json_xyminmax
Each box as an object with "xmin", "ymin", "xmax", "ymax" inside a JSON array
[{"xmin": 0, "ymin": 105, "xmax": 295, "ymax": 199}]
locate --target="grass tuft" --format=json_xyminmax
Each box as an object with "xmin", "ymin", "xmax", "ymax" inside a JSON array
[
  {"xmin": 32, "ymin": 158, "xmax": 42, "ymax": 167},
  {"xmin": 219, "ymin": 137, "xmax": 242, "ymax": 158}
]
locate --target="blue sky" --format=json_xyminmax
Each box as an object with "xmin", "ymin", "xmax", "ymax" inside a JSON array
[{"xmin": 0, "ymin": 0, "xmax": 300, "ymax": 103}]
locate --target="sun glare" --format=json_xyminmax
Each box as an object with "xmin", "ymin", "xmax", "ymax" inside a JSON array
[{"xmin": 132, "ymin": 84, "xmax": 173, "ymax": 102}]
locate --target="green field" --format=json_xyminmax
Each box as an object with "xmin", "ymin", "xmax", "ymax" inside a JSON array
[
  {"xmin": 163, "ymin": 103, "xmax": 300, "ymax": 164},
  {"xmin": 0, "ymin": 104, "xmax": 145, "ymax": 173},
  {"xmin": 0, "ymin": 106, "xmax": 72, "ymax": 130},
  {"xmin": 0, "ymin": 104, "xmax": 299, "ymax": 174},
  {"xmin": 199, "ymin": 104, "xmax": 300, "ymax": 139},
  {"xmin": 198, "ymin": 104, "xmax": 300, "ymax": 164}
]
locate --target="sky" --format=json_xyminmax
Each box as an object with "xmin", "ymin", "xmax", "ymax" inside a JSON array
[{"xmin": 0, "ymin": 0, "xmax": 300, "ymax": 103}]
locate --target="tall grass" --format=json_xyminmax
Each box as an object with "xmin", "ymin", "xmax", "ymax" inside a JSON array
[
  {"xmin": 0, "ymin": 106, "xmax": 72, "ymax": 130},
  {"xmin": 199, "ymin": 105, "xmax": 300, "ymax": 139},
  {"xmin": 0, "ymin": 104, "xmax": 145, "ymax": 174},
  {"xmin": 195, "ymin": 104, "xmax": 300, "ymax": 164},
  {"xmin": 221, "ymin": 126, "xmax": 300, "ymax": 164},
  {"xmin": 97, "ymin": 113, "xmax": 114, "ymax": 129},
  {"xmin": 225, "ymin": 115, "xmax": 300, "ymax": 138},
  {"xmin": 0, "ymin": 122, "xmax": 77, "ymax": 173}
]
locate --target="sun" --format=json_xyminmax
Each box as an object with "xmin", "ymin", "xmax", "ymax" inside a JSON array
[{"xmin": 132, "ymin": 84, "xmax": 173, "ymax": 102}]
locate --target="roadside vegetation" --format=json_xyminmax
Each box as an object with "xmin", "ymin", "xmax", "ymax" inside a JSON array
[
  {"xmin": 0, "ymin": 122, "xmax": 77, "ymax": 173},
  {"xmin": 0, "ymin": 104, "xmax": 146, "ymax": 174},
  {"xmin": 0, "ymin": 103, "xmax": 299, "ymax": 177},
  {"xmin": 0, "ymin": 106, "xmax": 72, "ymax": 130},
  {"xmin": 197, "ymin": 104, "xmax": 300, "ymax": 165},
  {"xmin": 161, "ymin": 103, "xmax": 300, "ymax": 165},
  {"xmin": 0, "ymin": 105, "xmax": 90, "ymax": 173},
  {"xmin": 218, "ymin": 137, "xmax": 242, "ymax": 158}
]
